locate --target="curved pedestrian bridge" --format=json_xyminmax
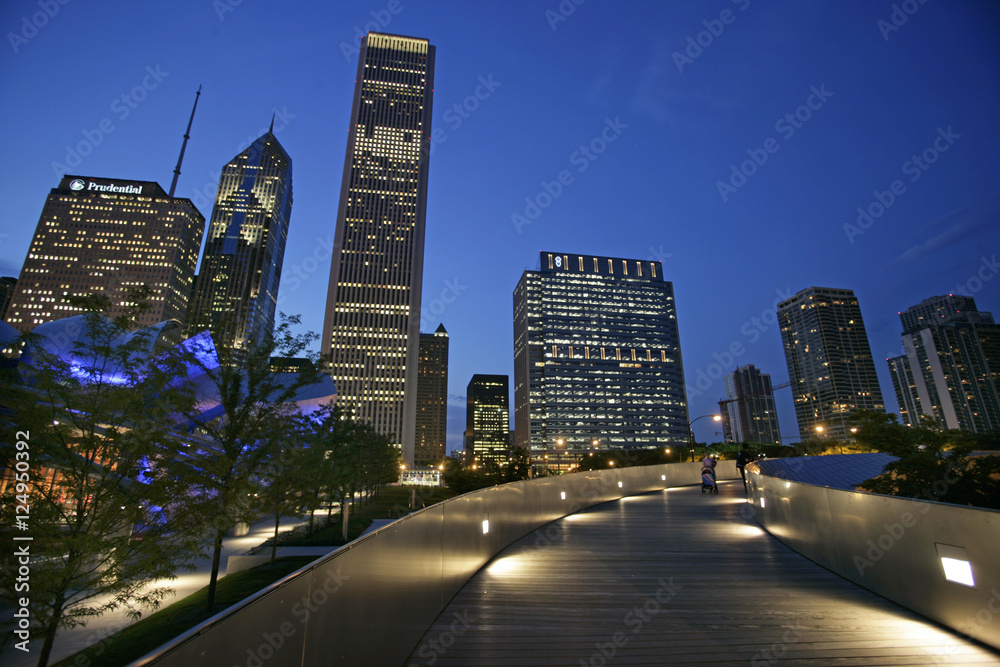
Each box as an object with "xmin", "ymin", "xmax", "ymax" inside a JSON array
[
  {"xmin": 137, "ymin": 459, "xmax": 1000, "ymax": 666},
  {"xmin": 406, "ymin": 480, "xmax": 999, "ymax": 666}
]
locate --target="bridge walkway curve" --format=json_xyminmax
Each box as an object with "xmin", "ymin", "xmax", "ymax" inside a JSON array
[{"xmin": 406, "ymin": 479, "xmax": 1000, "ymax": 666}]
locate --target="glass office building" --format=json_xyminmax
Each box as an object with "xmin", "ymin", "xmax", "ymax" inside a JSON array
[
  {"xmin": 514, "ymin": 251, "xmax": 689, "ymax": 471},
  {"xmin": 185, "ymin": 128, "xmax": 292, "ymax": 349},
  {"xmin": 465, "ymin": 374, "xmax": 510, "ymax": 467},
  {"xmin": 5, "ymin": 175, "xmax": 203, "ymax": 332},
  {"xmin": 777, "ymin": 286, "xmax": 885, "ymax": 439},
  {"xmin": 322, "ymin": 33, "xmax": 435, "ymax": 464}
]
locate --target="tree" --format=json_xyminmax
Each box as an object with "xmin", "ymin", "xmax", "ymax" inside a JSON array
[
  {"xmin": 181, "ymin": 313, "xmax": 327, "ymax": 611},
  {"xmin": 302, "ymin": 403, "xmax": 400, "ymax": 539},
  {"xmin": 296, "ymin": 404, "xmax": 339, "ymax": 533},
  {"xmin": 853, "ymin": 410, "xmax": 1000, "ymax": 509},
  {"xmin": 505, "ymin": 446, "xmax": 531, "ymax": 481},
  {"xmin": 0, "ymin": 292, "xmax": 204, "ymax": 667},
  {"xmin": 256, "ymin": 414, "xmax": 312, "ymax": 565}
]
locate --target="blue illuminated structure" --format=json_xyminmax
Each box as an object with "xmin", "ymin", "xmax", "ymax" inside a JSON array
[{"xmin": 16, "ymin": 315, "xmax": 335, "ymax": 423}]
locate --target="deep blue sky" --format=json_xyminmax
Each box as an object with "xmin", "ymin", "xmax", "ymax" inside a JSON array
[{"xmin": 2, "ymin": 0, "xmax": 999, "ymax": 450}]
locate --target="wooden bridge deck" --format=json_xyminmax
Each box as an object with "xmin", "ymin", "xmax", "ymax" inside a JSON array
[{"xmin": 406, "ymin": 480, "xmax": 1000, "ymax": 666}]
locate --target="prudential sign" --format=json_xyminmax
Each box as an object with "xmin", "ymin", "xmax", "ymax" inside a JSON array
[{"xmin": 66, "ymin": 178, "xmax": 144, "ymax": 195}]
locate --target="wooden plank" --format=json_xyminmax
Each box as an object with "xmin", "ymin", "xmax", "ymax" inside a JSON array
[{"xmin": 405, "ymin": 480, "xmax": 1000, "ymax": 666}]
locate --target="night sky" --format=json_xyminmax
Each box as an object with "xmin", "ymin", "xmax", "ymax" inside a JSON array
[{"xmin": 2, "ymin": 0, "xmax": 999, "ymax": 450}]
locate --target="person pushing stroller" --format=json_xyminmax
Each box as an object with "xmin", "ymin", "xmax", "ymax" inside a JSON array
[{"xmin": 700, "ymin": 452, "xmax": 718, "ymax": 494}]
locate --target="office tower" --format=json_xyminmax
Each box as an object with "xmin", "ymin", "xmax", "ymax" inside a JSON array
[
  {"xmin": 719, "ymin": 364, "xmax": 781, "ymax": 445},
  {"xmin": 887, "ymin": 354, "xmax": 919, "ymax": 427},
  {"xmin": 321, "ymin": 32, "xmax": 435, "ymax": 464},
  {"xmin": 0, "ymin": 277, "xmax": 16, "ymax": 321},
  {"xmin": 415, "ymin": 324, "xmax": 449, "ymax": 466},
  {"xmin": 185, "ymin": 127, "xmax": 292, "ymax": 349},
  {"xmin": 777, "ymin": 287, "xmax": 885, "ymax": 440},
  {"xmin": 514, "ymin": 251, "xmax": 689, "ymax": 471},
  {"xmin": 892, "ymin": 295, "xmax": 1000, "ymax": 433},
  {"xmin": 5, "ymin": 175, "xmax": 204, "ymax": 332},
  {"xmin": 465, "ymin": 374, "xmax": 510, "ymax": 467}
]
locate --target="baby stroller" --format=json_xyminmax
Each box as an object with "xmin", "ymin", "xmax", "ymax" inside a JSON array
[{"xmin": 701, "ymin": 463, "xmax": 718, "ymax": 494}]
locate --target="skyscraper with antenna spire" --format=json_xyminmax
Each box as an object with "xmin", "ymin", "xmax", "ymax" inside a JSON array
[{"xmin": 185, "ymin": 124, "xmax": 293, "ymax": 349}]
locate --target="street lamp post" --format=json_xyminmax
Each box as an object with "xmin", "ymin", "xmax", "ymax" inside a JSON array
[
  {"xmin": 815, "ymin": 424, "xmax": 842, "ymax": 454},
  {"xmin": 688, "ymin": 414, "xmax": 722, "ymax": 462}
]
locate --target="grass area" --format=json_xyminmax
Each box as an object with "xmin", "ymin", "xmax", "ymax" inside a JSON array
[
  {"xmin": 283, "ymin": 485, "xmax": 456, "ymax": 547},
  {"xmin": 52, "ymin": 556, "xmax": 316, "ymax": 667}
]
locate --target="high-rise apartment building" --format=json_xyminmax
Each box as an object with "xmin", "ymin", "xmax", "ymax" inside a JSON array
[
  {"xmin": 185, "ymin": 128, "xmax": 292, "ymax": 349},
  {"xmin": 719, "ymin": 364, "xmax": 781, "ymax": 445},
  {"xmin": 465, "ymin": 374, "xmax": 510, "ymax": 467},
  {"xmin": 514, "ymin": 251, "xmax": 689, "ymax": 471},
  {"xmin": 886, "ymin": 354, "xmax": 920, "ymax": 427},
  {"xmin": 777, "ymin": 286, "xmax": 885, "ymax": 440},
  {"xmin": 322, "ymin": 33, "xmax": 435, "ymax": 463},
  {"xmin": 5, "ymin": 175, "xmax": 204, "ymax": 332},
  {"xmin": 891, "ymin": 295, "xmax": 1000, "ymax": 433},
  {"xmin": 415, "ymin": 324, "xmax": 449, "ymax": 466}
]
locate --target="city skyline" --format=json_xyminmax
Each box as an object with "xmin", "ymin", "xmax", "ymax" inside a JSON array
[{"xmin": 2, "ymin": 1, "xmax": 999, "ymax": 449}]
